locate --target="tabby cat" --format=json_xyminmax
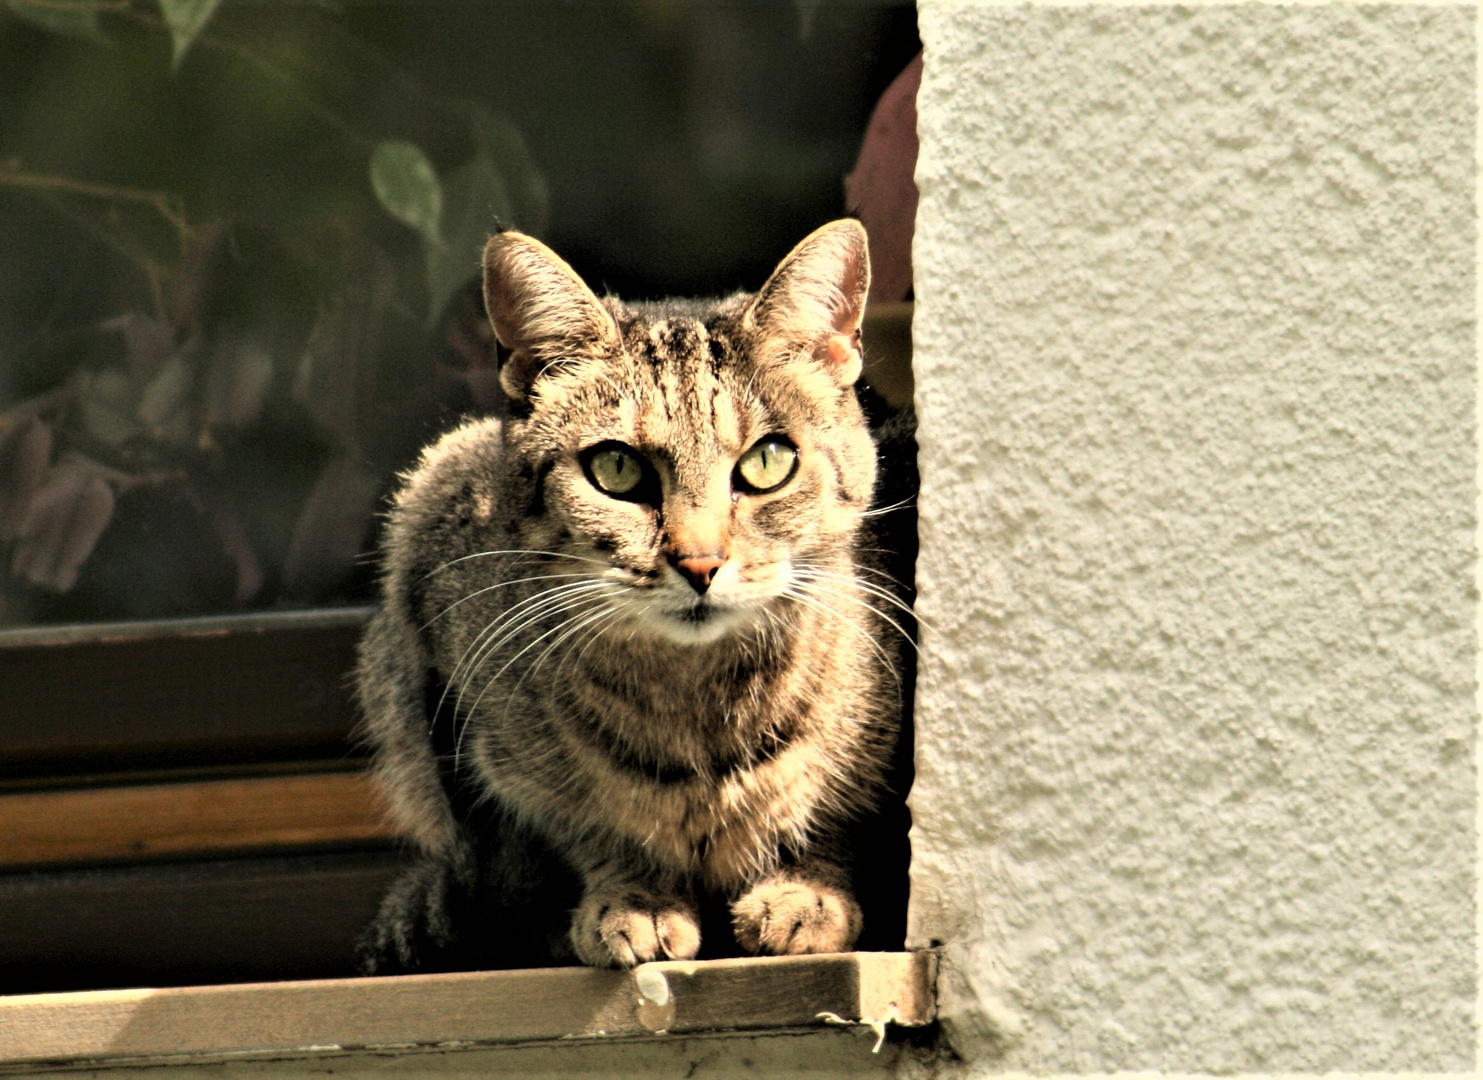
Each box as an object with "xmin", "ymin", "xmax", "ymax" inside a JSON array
[{"xmin": 357, "ymin": 219, "xmax": 915, "ymax": 972}]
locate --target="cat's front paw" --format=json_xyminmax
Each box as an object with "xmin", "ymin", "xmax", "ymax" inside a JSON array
[
  {"xmin": 570, "ymin": 891, "xmax": 701, "ymax": 968},
  {"xmin": 731, "ymin": 878, "xmax": 862, "ymax": 955}
]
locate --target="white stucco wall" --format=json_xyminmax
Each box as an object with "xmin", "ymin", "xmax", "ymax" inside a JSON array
[{"xmin": 907, "ymin": 3, "xmax": 1476, "ymax": 1073}]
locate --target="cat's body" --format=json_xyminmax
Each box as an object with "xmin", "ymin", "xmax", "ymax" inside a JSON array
[{"xmin": 357, "ymin": 220, "xmax": 914, "ymax": 971}]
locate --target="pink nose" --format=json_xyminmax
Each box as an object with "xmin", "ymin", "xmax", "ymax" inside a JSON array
[{"xmin": 673, "ymin": 555, "xmax": 724, "ymax": 595}]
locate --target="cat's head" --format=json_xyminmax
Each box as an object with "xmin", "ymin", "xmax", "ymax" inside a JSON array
[{"xmin": 481, "ymin": 220, "xmax": 877, "ymax": 646}]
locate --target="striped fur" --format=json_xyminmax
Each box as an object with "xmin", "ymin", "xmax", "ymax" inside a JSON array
[{"xmin": 357, "ymin": 221, "xmax": 908, "ymax": 970}]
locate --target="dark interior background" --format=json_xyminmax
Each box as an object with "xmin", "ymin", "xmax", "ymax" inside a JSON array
[{"xmin": 0, "ymin": 0, "xmax": 919, "ymax": 626}]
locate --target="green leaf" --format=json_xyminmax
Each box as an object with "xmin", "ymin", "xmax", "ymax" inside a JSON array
[
  {"xmin": 4, "ymin": 0, "xmax": 104, "ymax": 40},
  {"xmin": 158, "ymin": 0, "xmax": 222, "ymax": 68},
  {"xmin": 369, "ymin": 141, "xmax": 443, "ymax": 248},
  {"xmin": 425, "ymin": 150, "xmax": 511, "ymax": 324}
]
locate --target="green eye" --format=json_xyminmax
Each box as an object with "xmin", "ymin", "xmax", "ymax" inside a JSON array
[
  {"xmin": 586, "ymin": 445, "xmax": 646, "ymax": 496},
  {"xmin": 735, "ymin": 437, "xmax": 798, "ymax": 494}
]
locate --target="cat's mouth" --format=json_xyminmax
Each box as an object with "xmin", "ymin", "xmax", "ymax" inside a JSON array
[
  {"xmin": 613, "ymin": 560, "xmax": 788, "ymax": 646},
  {"xmin": 633, "ymin": 593, "xmax": 760, "ymax": 646}
]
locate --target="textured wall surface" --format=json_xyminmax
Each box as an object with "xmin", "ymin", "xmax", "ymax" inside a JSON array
[{"xmin": 907, "ymin": 4, "xmax": 1476, "ymax": 1072}]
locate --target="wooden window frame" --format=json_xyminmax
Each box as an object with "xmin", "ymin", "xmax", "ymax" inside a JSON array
[{"xmin": 0, "ymin": 304, "xmax": 924, "ymax": 1058}]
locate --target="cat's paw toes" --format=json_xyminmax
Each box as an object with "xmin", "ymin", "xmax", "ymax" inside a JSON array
[
  {"xmin": 731, "ymin": 879, "xmax": 862, "ymax": 955},
  {"xmin": 571, "ymin": 894, "xmax": 701, "ymax": 968}
]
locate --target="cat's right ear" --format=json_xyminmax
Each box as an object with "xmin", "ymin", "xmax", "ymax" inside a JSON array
[
  {"xmin": 482, "ymin": 231, "xmax": 619, "ymax": 401},
  {"xmin": 745, "ymin": 219, "xmax": 871, "ymax": 388}
]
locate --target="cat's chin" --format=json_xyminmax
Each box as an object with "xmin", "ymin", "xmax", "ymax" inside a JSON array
[{"xmin": 631, "ymin": 601, "xmax": 760, "ymax": 647}]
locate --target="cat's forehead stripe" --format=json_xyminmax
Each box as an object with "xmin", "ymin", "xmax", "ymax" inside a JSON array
[
  {"xmin": 712, "ymin": 380, "xmax": 742, "ymax": 450},
  {"xmin": 645, "ymin": 317, "xmax": 707, "ymax": 355}
]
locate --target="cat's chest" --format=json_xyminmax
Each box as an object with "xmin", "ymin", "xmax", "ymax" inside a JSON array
[
  {"xmin": 480, "ymin": 658, "xmax": 840, "ymax": 888},
  {"xmin": 557, "ymin": 651, "xmax": 811, "ymax": 781},
  {"xmin": 587, "ymin": 745, "xmax": 817, "ymax": 891}
]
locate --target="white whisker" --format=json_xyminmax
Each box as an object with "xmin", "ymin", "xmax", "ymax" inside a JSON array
[
  {"xmin": 453, "ymin": 584, "xmax": 614, "ymax": 708},
  {"xmin": 440, "ymin": 581, "xmax": 613, "ymax": 726},
  {"xmin": 420, "ymin": 571, "xmax": 594, "ymax": 632},
  {"xmin": 571, "ymin": 598, "xmax": 641, "ymax": 670},
  {"xmin": 791, "ymin": 564, "xmax": 926, "ymax": 637},
  {"xmin": 508, "ymin": 602, "xmax": 624, "ymax": 702},
  {"xmin": 440, "ymin": 588, "xmax": 596, "ymax": 718},
  {"xmin": 791, "ymin": 576, "xmax": 921, "ymax": 661},
  {"xmin": 457, "ymin": 597, "xmax": 613, "ymax": 766},
  {"xmin": 779, "ymin": 584, "xmax": 901, "ymax": 695},
  {"xmin": 420, "ymin": 548, "xmax": 609, "ymax": 582},
  {"xmin": 858, "ymin": 494, "xmax": 917, "ymax": 518}
]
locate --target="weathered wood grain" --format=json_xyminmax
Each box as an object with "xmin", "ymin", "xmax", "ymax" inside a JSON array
[
  {"xmin": 0, "ymin": 772, "xmax": 397, "ymax": 869},
  {"xmin": 0, "ymin": 952, "xmax": 935, "ymax": 1070},
  {"xmin": 0, "ymin": 608, "xmax": 369, "ymax": 778}
]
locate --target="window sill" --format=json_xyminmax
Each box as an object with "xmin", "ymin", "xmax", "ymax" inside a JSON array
[{"xmin": 0, "ymin": 952, "xmax": 935, "ymax": 1072}]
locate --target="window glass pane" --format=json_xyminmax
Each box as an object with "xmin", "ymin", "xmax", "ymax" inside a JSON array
[{"xmin": 0, "ymin": 0, "xmax": 918, "ymax": 626}]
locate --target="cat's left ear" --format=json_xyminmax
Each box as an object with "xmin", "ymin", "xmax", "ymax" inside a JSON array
[
  {"xmin": 483, "ymin": 230, "xmax": 620, "ymax": 401},
  {"xmin": 746, "ymin": 219, "xmax": 871, "ymax": 387}
]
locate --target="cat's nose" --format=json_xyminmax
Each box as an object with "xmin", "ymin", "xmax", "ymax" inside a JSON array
[{"xmin": 672, "ymin": 555, "xmax": 725, "ymax": 596}]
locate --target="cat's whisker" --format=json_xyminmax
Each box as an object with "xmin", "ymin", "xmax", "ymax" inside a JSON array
[
  {"xmin": 420, "ymin": 548, "xmax": 610, "ymax": 582},
  {"xmin": 505, "ymin": 600, "xmax": 627, "ymax": 704},
  {"xmin": 451, "ymin": 579, "xmax": 613, "ymax": 675},
  {"xmin": 452, "ymin": 586, "xmax": 614, "ymax": 717},
  {"xmin": 823, "ymin": 571, "xmax": 916, "ymax": 614},
  {"xmin": 789, "ymin": 570, "xmax": 926, "ymax": 650},
  {"xmin": 443, "ymin": 581, "xmax": 615, "ymax": 725},
  {"xmin": 551, "ymin": 613, "xmax": 613, "ymax": 679},
  {"xmin": 789, "ymin": 576, "xmax": 922, "ymax": 662},
  {"xmin": 778, "ymin": 585, "xmax": 875, "ymax": 658},
  {"xmin": 547, "ymin": 619, "xmax": 621, "ymax": 692},
  {"xmin": 570, "ymin": 598, "xmax": 642, "ymax": 671},
  {"xmin": 817, "ymin": 592, "xmax": 918, "ymax": 651},
  {"xmin": 441, "ymin": 582, "xmax": 610, "ymax": 719},
  {"xmin": 858, "ymin": 494, "xmax": 917, "ymax": 518},
  {"xmin": 462, "ymin": 594, "xmax": 617, "ymax": 721},
  {"xmin": 790, "ymin": 564, "xmax": 923, "ymax": 629},
  {"xmin": 845, "ymin": 559, "xmax": 916, "ymax": 590},
  {"xmin": 456, "ymin": 598, "xmax": 614, "ymax": 768},
  {"xmin": 781, "ymin": 584, "xmax": 903, "ymax": 692},
  {"xmin": 420, "ymin": 571, "xmax": 596, "ymax": 632}
]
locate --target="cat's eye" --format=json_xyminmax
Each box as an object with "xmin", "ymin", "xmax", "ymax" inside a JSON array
[
  {"xmin": 582, "ymin": 442, "xmax": 651, "ymax": 499},
  {"xmin": 734, "ymin": 436, "xmax": 798, "ymax": 494}
]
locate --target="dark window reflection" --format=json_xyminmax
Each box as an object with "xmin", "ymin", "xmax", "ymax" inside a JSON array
[{"xmin": 0, "ymin": 0, "xmax": 917, "ymax": 626}]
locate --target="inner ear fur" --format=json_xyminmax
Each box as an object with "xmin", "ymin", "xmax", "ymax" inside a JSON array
[
  {"xmin": 482, "ymin": 230, "xmax": 619, "ymax": 401},
  {"xmin": 746, "ymin": 219, "xmax": 872, "ymax": 387}
]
